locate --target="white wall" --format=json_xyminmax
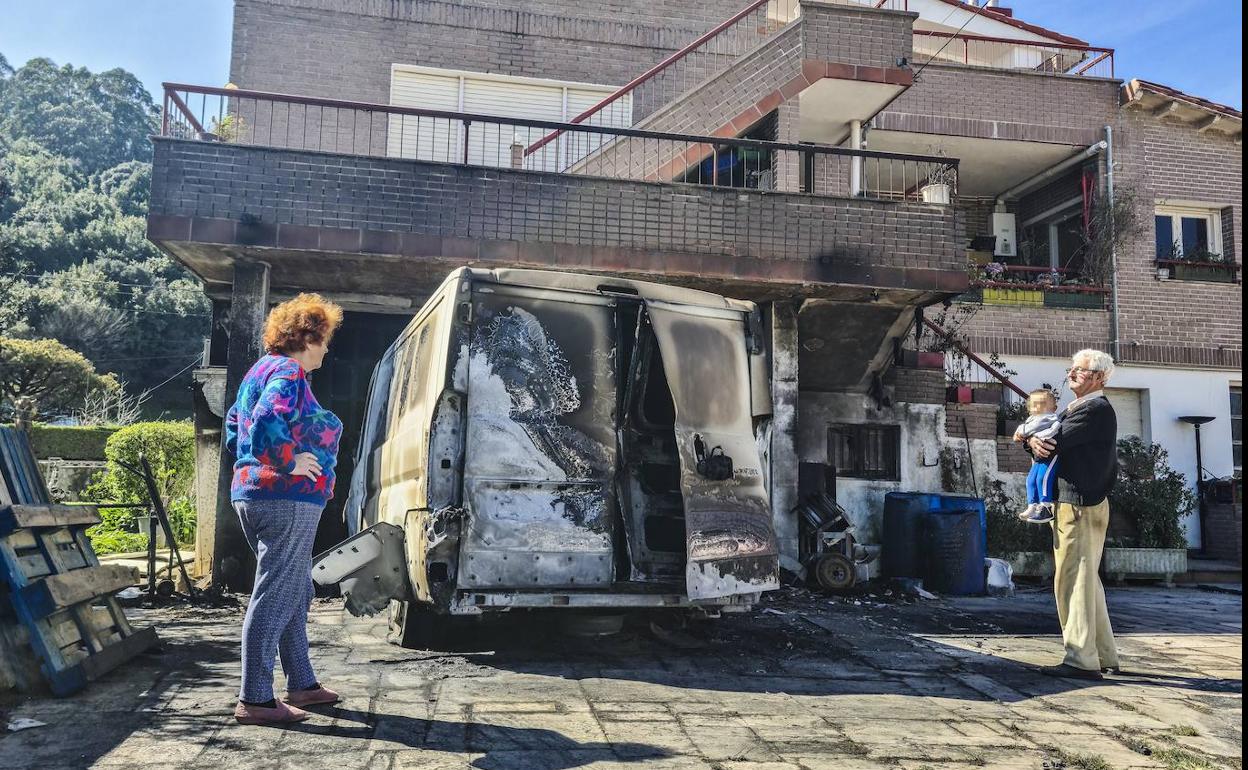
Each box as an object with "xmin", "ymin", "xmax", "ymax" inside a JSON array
[
  {"xmin": 997, "ymin": 355, "xmax": 1241, "ymax": 548},
  {"xmin": 797, "ymin": 391, "xmax": 946, "ymax": 543}
]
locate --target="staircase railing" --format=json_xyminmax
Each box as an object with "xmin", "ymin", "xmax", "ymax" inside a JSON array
[
  {"xmin": 525, "ymin": 0, "xmax": 799, "ymax": 158},
  {"xmin": 920, "ymin": 317, "xmax": 1028, "ymax": 400}
]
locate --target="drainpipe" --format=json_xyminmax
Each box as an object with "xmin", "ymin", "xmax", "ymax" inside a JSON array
[
  {"xmin": 849, "ymin": 119, "xmax": 863, "ymax": 196},
  {"xmin": 1105, "ymin": 124, "xmax": 1121, "ymax": 361},
  {"xmin": 993, "ymin": 140, "xmax": 1107, "ymax": 211}
]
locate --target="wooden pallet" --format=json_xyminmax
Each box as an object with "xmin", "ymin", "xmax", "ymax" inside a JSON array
[{"xmin": 0, "ymin": 427, "xmax": 158, "ymax": 696}]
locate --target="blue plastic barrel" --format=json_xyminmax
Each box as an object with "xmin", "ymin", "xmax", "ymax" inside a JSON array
[
  {"xmin": 882, "ymin": 492, "xmax": 942, "ymax": 578},
  {"xmin": 923, "ymin": 508, "xmax": 986, "ymax": 595},
  {"xmin": 937, "ymin": 494, "xmax": 988, "ymax": 557}
]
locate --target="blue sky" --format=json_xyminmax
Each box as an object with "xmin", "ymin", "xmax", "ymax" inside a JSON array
[{"xmin": 0, "ymin": 0, "xmax": 1241, "ymax": 110}]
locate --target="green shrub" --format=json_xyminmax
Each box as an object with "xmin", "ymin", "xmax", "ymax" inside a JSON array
[
  {"xmin": 86, "ymin": 528, "xmax": 148, "ymax": 556},
  {"xmin": 985, "ymin": 479, "xmax": 1051, "ymax": 557},
  {"xmin": 25, "ymin": 423, "xmax": 118, "ymax": 460},
  {"xmin": 1109, "ymin": 436, "xmax": 1192, "ymax": 550},
  {"xmin": 83, "ymin": 421, "xmax": 196, "ymax": 547}
]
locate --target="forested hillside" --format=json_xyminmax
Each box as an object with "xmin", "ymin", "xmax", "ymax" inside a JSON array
[{"xmin": 0, "ymin": 53, "xmax": 209, "ymax": 418}]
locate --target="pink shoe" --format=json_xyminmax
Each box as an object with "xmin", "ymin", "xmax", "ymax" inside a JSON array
[
  {"xmin": 234, "ymin": 700, "xmax": 310, "ymax": 725},
  {"xmin": 283, "ymin": 685, "xmax": 340, "ymax": 707}
]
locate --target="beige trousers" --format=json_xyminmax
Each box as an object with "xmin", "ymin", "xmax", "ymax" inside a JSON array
[{"xmin": 1051, "ymin": 498, "xmax": 1119, "ymax": 671}]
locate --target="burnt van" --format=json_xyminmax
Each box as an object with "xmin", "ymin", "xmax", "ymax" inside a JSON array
[{"xmin": 313, "ymin": 267, "xmax": 779, "ymax": 645}]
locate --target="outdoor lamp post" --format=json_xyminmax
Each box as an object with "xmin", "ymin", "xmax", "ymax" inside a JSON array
[{"xmin": 1178, "ymin": 415, "xmax": 1215, "ymax": 555}]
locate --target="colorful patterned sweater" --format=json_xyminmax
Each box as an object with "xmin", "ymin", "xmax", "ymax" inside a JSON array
[{"xmin": 225, "ymin": 354, "xmax": 343, "ymax": 505}]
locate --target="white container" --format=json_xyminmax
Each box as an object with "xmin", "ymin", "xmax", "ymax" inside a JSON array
[
  {"xmin": 1103, "ymin": 547, "xmax": 1188, "ymax": 586},
  {"xmin": 920, "ymin": 182, "xmax": 951, "ymax": 204}
]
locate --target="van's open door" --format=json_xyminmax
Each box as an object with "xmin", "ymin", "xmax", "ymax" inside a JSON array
[{"xmin": 645, "ymin": 301, "xmax": 779, "ymax": 600}]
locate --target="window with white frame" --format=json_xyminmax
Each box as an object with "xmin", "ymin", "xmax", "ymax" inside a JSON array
[
  {"xmin": 1154, "ymin": 204, "xmax": 1223, "ymax": 261},
  {"xmin": 1232, "ymin": 385, "xmax": 1242, "ymax": 477}
]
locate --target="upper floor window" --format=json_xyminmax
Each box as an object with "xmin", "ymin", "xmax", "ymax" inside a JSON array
[{"xmin": 1155, "ymin": 204, "xmax": 1222, "ymax": 261}]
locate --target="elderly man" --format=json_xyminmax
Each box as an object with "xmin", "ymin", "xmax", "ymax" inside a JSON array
[{"xmin": 1027, "ymin": 349, "xmax": 1120, "ymax": 680}]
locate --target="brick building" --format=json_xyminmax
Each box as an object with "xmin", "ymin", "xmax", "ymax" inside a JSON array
[{"xmin": 148, "ymin": 0, "xmax": 1242, "ymax": 584}]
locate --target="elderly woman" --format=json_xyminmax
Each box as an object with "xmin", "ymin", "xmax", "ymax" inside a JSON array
[
  {"xmin": 226, "ymin": 293, "xmax": 344, "ymax": 725},
  {"xmin": 1027, "ymin": 348, "xmax": 1120, "ymax": 681}
]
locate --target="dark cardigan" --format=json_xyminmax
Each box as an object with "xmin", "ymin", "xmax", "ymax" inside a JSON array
[{"xmin": 1052, "ymin": 395, "xmax": 1119, "ymax": 506}]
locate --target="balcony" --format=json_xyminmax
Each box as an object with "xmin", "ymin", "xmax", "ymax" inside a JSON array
[
  {"xmin": 960, "ymin": 264, "xmax": 1108, "ymax": 310},
  {"xmin": 149, "ymin": 83, "xmax": 968, "ymax": 303}
]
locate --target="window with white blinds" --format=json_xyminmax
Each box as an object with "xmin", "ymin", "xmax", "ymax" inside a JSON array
[{"xmin": 387, "ymin": 65, "xmax": 631, "ymax": 172}]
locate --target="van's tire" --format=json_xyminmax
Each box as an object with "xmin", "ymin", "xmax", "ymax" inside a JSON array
[{"xmin": 387, "ymin": 600, "xmax": 473, "ymax": 650}]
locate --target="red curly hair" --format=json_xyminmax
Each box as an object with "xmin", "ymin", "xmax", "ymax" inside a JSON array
[{"xmin": 263, "ymin": 293, "xmax": 344, "ymax": 355}]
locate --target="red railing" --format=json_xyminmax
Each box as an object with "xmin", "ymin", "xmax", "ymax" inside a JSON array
[
  {"xmin": 914, "ymin": 30, "xmax": 1114, "ymax": 78},
  {"xmin": 525, "ymin": 0, "xmax": 798, "ymax": 156},
  {"xmin": 525, "ymin": 0, "xmax": 913, "ymax": 156},
  {"xmin": 921, "ymin": 317, "xmax": 1028, "ymax": 399}
]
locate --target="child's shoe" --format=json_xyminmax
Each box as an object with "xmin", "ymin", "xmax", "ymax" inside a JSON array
[
  {"xmin": 1025, "ymin": 503, "xmax": 1055, "ymax": 524},
  {"xmin": 1016, "ymin": 503, "xmax": 1039, "ymax": 521}
]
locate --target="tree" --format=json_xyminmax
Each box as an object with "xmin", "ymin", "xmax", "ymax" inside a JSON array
[
  {"xmin": 0, "ymin": 56, "xmax": 209, "ymax": 407},
  {"xmin": 0, "ymin": 57, "xmax": 158, "ymax": 173},
  {"xmin": 0, "ymin": 337, "xmax": 120, "ymax": 418}
]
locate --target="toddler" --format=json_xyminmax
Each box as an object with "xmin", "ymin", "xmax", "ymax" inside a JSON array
[{"xmin": 1013, "ymin": 388, "xmax": 1060, "ymax": 524}]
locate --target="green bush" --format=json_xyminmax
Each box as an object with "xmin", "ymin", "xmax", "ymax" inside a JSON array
[
  {"xmin": 985, "ymin": 479, "xmax": 1051, "ymax": 557},
  {"xmin": 86, "ymin": 528, "xmax": 148, "ymax": 556},
  {"xmin": 83, "ymin": 421, "xmax": 196, "ymax": 548},
  {"xmin": 25, "ymin": 423, "xmax": 118, "ymax": 460},
  {"xmin": 1109, "ymin": 436, "xmax": 1192, "ymax": 550}
]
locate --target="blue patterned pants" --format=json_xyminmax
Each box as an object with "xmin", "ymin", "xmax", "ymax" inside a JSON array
[{"xmin": 234, "ymin": 499, "xmax": 323, "ymax": 703}]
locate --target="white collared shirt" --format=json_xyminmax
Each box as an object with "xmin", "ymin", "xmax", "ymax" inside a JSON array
[{"xmin": 1065, "ymin": 389, "xmax": 1105, "ymax": 415}]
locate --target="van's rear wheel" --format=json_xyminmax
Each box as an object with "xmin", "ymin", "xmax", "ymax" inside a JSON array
[{"xmin": 387, "ymin": 600, "xmax": 472, "ymax": 650}]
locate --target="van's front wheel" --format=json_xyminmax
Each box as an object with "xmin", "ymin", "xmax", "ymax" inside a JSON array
[{"xmin": 386, "ymin": 599, "xmax": 472, "ymax": 650}]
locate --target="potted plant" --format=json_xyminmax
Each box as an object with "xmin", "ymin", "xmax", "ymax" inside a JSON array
[
  {"xmin": 999, "ymin": 398, "xmax": 1028, "ymax": 437},
  {"xmin": 920, "ymin": 162, "xmax": 955, "ymax": 204},
  {"xmin": 980, "ymin": 262, "xmax": 1043, "ymax": 306},
  {"xmin": 1168, "ymin": 243, "xmax": 1238, "ymax": 283},
  {"xmin": 1103, "ymin": 437, "xmax": 1193, "ymax": 585}
]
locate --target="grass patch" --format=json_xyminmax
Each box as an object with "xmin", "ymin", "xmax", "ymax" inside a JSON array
[
  {"xmin": 1153, "ymin": 745, "xmax": 1219, "ymax": 770},
  {"xmin": 1052, "ymin": 749, "xmax": 1113, "ymax": 770},
  {"xmin": 1171, "ymin": 725, "xmax": 1200, "ymax": 737}
]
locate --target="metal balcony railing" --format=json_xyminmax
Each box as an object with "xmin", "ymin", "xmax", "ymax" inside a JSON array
[
  {"xmin": 914, "ymin": 30, "xmax": 1114, "ymax": 78},
  {"xmin": 161, "ymin": 83, "xmax": 958, "ymax": 203}
]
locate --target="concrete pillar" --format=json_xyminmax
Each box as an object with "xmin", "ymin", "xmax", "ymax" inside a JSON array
[
  {"xmin": 769, "ymin": 300, "xmax": 800, "ymax": 564},
  {"xmin": 212, "ymin": 259, "xmax": 270, "ymax": 592}
]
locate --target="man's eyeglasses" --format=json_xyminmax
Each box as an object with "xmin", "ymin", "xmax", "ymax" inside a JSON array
[{"xmin": 1067, "ymin": 367, "xmax": 1100, "ymax": 377}]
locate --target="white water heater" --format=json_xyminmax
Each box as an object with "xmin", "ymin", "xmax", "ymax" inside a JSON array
[{"xmin": 992, "ymin": 212, "xmax": 1017, "ymax": 258}]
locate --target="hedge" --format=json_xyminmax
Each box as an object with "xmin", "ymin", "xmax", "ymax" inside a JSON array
[{"xmin": 11, "ymin": 424, "xmax": 120, "ymax": 461}]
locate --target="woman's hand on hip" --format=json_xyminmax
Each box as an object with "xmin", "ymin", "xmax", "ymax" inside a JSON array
[{"xmin": 291, "ymin": 452, "xmax": 322, "ymax": 480}]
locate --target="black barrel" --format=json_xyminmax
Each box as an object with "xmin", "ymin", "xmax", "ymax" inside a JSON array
[
  {"xmin": 882, "ymin": 492, "xmax": 941, "ymax": 578},
  {"xmin": 923, "ymin": 508, "xmax": 986, "ymax": 595}
]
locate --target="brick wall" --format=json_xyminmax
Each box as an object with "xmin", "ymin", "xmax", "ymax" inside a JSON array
[
  {"xmin": 231, "ymin": 0, "xmax": 748, "ymax": 120},
  {"xmin": 885, "ymin": 366, "xmax": 944, "ymax": 405},
  {"xmin": 961, "ymin": 303, "xmax": 1111, "ymax": 358},
  {"xmin": 945, "ymin": 402, "xmax": 997, "ymax": 440},
  {"xmin": 1109, "ymin": 107, "xmax": 1242, "ymax": 365},
  {"xmin": 151, "ymin": 138, "xmax": 963, "ymax": 277},
  {"xmin": 996, "ymin": 437, "xmax": 1030, "ymax": 473},
  {"xmin": 1204, "ymin": 502, "xmax": 1242, "ymax": 565},
  {"xmin": 799, "ymin": 2, "xmax": 913, "ymax": 70},
  {"xmin": 877, "ymin": 64, "xmax": 1120, "ymax": 145}
]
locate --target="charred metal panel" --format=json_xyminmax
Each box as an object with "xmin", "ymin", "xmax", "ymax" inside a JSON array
[
  {"xmin": 458, "ymin": 287, "xmax": 618, "ymax": 589},
  {"xmin": 646, "ymin": 301, "xmax": 780, "ymax": 600}
]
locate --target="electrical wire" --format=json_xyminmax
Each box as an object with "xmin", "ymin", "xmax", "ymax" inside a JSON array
[{"xmin": 912, "ymin": 0, "xmax": 990, "ymax": 83}]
